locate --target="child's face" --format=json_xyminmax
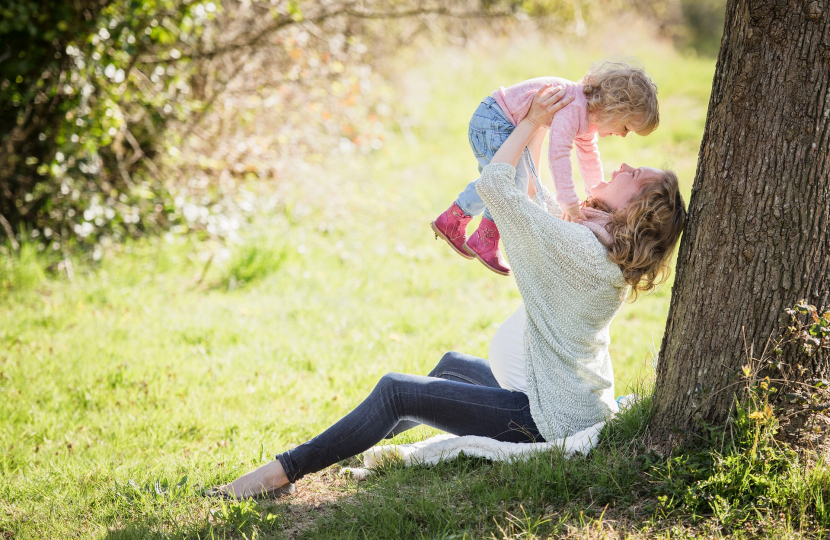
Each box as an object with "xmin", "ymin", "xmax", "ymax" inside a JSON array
[
  {"xmin": 595, "ymin": 118, "xmax": 635, "ymax": 138},
  {"xmin": 590, "ymin": 163, "xmax": 660, "ymax": 210}
]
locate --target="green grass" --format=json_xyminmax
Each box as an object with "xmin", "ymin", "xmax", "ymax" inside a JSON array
[{"xmin": 3, "ymin": 23, "xmax": 824, "ymax": 540}]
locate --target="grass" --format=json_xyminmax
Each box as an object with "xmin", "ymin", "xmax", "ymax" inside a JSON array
[{"xmin": 2, "ymin": 21, "xmax": 826, "ymax": 540}]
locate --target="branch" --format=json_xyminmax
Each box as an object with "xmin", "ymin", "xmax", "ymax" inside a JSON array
[
  {"xmin": 0, "ymin": 213, "xmax": 19, "ymax": 251},
  {"xmin": 124, "ymin": 127, "xmax": 161, "ymax": 178},
  {"xmin": 179, "ymin": 52, "xmax": 251, "ymax": 141},
  {"xmin": 138, "ymin": 6, "xmax": 513, "ymax": 64},
  {"xmin": 138, "ymin": 13, "xmax": 296, "ymax": 63},
  {"xmin": 342, "ymin": 7, "xmax": 515, "ymax": 19}
]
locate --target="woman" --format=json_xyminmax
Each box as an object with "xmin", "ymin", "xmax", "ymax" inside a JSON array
[{"xmin": 211, "ymin": 86, "xmax": 686, "ymax": 499}]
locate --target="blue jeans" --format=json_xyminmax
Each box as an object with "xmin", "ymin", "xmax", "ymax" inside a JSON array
[
  {"xmin": 276, "ymin": 351, "xmax": 543, "ymax": 482},
  {"xmin": 456, "ymin": 97, "xmax": 542, "ymax": 221}
]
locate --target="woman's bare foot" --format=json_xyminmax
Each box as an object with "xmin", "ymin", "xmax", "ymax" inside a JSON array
[{"xmin": 216, "ymin": 459, "xmax": 290, "ymax": 499}]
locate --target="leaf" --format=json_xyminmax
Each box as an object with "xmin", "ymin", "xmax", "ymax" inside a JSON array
[{"xmin": 287, "ymin": 0, "xmax": 303, "ymax": 21}]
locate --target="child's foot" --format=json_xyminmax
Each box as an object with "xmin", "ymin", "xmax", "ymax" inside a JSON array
[
  {"xmin": 431, "ymin": 202, "xmax": 474, "ymax": 260},
  {"xmin": 464, "ymin": 217, "xmax": 511, "ymax": 276}
]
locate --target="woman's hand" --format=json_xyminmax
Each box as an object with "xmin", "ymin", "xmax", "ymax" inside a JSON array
[
  {"xmin": 526, "ymin": 84, "xmax": 572, "ymax": 130},
  {"xmin": 490, "ymin": 85, "xmax": 572, "ymax": 167}
]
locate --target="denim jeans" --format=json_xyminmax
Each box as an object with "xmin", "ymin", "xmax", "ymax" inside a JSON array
[
  {"xmin": 276, "ymin": 351, "xmax": 543, "ymax": 482},
  {"xmin": 456, "ymin": 96, "xmax": 543, "ymax": 221}
]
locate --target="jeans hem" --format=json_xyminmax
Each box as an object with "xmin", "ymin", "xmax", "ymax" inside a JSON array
[
  {"xmin": 451, "ymin": 200, "xmax": 473, "ymax": 217},
  {"xmin": 276, "ymin": 452, "xmax": 300, "ymax": 483}
]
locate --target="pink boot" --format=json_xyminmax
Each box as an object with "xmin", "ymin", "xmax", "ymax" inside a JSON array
[
  {"xmin": 464, "ymin": 217, "xmax": 511, "ymax": 276},
  {"xmin": 431, "ymin": 202, "xmax": 474, "ymax": 260}
]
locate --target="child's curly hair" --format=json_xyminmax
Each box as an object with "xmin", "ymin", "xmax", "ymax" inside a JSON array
[
  {"xmin": 582, "ymin": 61, "xmax": 659, "ymax": 136},
  {"xmin": 585, "ymin": 169, "xmax": 686, "ymax": 300}
]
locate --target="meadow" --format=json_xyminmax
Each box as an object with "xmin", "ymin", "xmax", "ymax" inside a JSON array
[{"xmin": 0, "ymin": 23, "xmax": 748, "ymax": 539}]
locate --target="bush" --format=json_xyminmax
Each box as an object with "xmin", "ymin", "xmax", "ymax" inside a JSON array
[
  {"xmin": 217, "ymin": 241, "xmax": 288, "ymax": 290},
  {"xmin": 0, "ymin": 0, "xmax": 528, "ymax": 253},
  {"xmin": 0, "ymin": 242, "xmax": 46, "ymax": 292},
  {"xmin": 1, "ymin": 0, "xmax": 218, "ymax": 249}
]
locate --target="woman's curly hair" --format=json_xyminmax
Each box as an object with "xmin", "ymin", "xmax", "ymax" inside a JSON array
[
  {"xmin": 585, "ymin": 170, "xmax": 686, "ymax": 300},
  {"xmin": 582, "ymin": 61, "xmax": 659, "ymax": 136}
]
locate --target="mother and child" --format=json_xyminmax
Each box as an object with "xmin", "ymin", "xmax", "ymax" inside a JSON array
[{"xmin": 210, "ymin": 61, "xmax": 687, "ymax": 499}]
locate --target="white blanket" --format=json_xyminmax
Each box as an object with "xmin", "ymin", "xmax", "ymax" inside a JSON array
[{"xmin": 341, "ymin": 421, "xmax": 605, "ymax": 480}]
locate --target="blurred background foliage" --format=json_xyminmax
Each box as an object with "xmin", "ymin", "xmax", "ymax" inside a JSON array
[
  {"xmin": 0, "ymin": 8, "xmax": 731, "ymax": 535},
  {"xmin": 0, "ymin": 0, "xmax": 725, "ymax": 257}
]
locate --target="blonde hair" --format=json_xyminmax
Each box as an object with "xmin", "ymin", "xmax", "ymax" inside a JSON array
[
  {"xmin": 582, "ymin": 61, "xmax": 659, "ymax": 136},
  {"xmin": 585, "ymin": 170, "xmax": 686, "ymax": 300}
]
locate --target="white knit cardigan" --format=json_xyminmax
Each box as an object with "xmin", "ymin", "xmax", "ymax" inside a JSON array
[{"xmin": 477, "ymin": 162, "xmax": 627, "ymax": 441}]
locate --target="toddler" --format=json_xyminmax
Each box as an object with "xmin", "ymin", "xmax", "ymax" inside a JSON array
[{"xmin": 431, "ymin": 62, "xmax": 659, "ymax": 276}]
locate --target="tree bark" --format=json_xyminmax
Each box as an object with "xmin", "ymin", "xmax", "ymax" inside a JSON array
[{"xmin": 650, "ymin": 0, "xmax": 830, "ymax": 450}]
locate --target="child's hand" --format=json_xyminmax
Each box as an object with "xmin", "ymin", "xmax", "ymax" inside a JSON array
[
  {"xmin": 527, "ymin": 84, "xmax": 574, "ymax": 130},
  {"xmin": 561, "ymin": 204, "xmax": 587, "ymax": 223}
]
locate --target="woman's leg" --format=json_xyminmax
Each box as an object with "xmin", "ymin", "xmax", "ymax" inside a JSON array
[
  {"xmin": 384, "ymin": 351, "xmax": 500, "ymax": 437},
  {"xmin": 217, "ymin": 351, "xmax": 535, "ymax": 497},
  {"xmin": 277, "ymin": 367, "xmax": 541, "ymax": 483}
]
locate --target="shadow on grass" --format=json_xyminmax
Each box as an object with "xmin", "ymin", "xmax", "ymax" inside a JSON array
[
  {"xmin": 100, "ymin": 397, "xmax": 665, "ymax": 540},
  {"xmin": 99, "ymin": 387, "xmax": 830, "ymax": 539},
  {"xmin": 100, "ymin": 467, "xmax": 364, "ymax": 540}
]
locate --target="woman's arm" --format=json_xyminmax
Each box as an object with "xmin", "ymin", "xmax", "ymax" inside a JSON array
[
  {"xmin": 526, "ymin": 129, "xmax": 546, "ymax": 199},
  {"xmin": 491, "ymin": 85, "xmax": 571, "ymax": 168},
  {"xmin": 476, "ymin": 86, "xmax": 609, "ymax": 286}
]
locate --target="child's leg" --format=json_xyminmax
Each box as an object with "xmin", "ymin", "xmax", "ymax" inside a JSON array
[
  {"xmin": 455, "ymin": 151, "xmax": 494, "ymax": 218},
  {"xmin": 433, "ymin": 98, "xmax": 515, "ymax": 259},
  {"xmin": 455, "ymin": 98, "xmax": 516, "ymax": 217},
  {"xmin": 466, "ymin": 145, "xmax": 536, "ymax": 276},
  {"xmin": 481, "ymin": 147, "xmax": 532, "ymax": 222}
]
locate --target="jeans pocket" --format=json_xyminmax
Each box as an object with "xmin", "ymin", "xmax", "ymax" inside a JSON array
[
  {"xmin": 468, "ymin": 126, "xmax": 488, "ymax": 158},
  {"xmin": 489, "ymin": 128, "xmax": 511, "ymax": 156}
]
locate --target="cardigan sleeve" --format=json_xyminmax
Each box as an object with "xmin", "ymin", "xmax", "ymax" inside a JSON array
[
  {"xmin": 476, "ymin": 163, "xmax": 612, "ymax": 285},
  {"xmin": 539, "ymin": 184, "xmax": 562, "ymax": 217}
]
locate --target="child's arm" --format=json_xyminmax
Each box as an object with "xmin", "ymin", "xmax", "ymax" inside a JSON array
[
  {"xmin": 575, "ymin": 133, "xmax": 604, "ymax": 195},
  {"xmin": 547, "ymin": 108, "xmax": 588, "ymax": 223}
]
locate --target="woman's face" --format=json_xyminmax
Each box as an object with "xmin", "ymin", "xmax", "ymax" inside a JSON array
[{"xmin": 590, "ymin": 164, "xmax": 661, "ymax": 210}]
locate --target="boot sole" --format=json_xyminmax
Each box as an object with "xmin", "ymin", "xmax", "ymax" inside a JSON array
[
  {"xmin": 431, "ymin": 221, "xmax": 474, "ymax": 260},
  {"xmin": 463, "ymin": 243, "xmax": 511, "ymax": 276}
]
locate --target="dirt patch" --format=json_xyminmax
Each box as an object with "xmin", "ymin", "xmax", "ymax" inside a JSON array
[{"xmin": 266, "ymin": 467, "xmax": 362, "ymax": 539}]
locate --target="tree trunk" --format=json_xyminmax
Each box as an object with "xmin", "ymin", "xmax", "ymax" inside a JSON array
[{"xmin": 650, "ymin": 0, "xmax": 830, "ymax": 450}]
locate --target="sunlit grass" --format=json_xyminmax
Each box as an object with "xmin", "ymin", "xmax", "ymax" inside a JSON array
[{"xmin": 0, "ymin": 24, "xmax": 726, "ymax": 539}]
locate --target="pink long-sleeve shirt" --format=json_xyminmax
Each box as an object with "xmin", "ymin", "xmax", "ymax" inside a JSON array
[{"xmin": 491, "ymin": 77, "xmax": 602, "ymax": 209}]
